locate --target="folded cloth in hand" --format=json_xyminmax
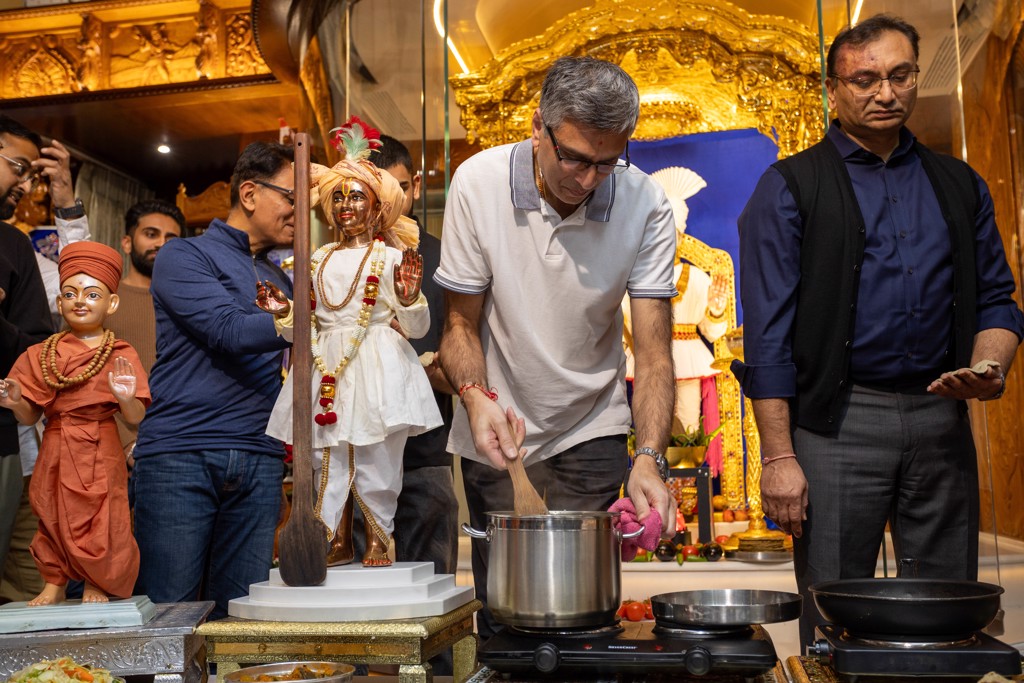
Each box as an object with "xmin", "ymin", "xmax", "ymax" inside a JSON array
[{"xmin": 608, "ymin": 497, "xmax": 663, "ymax": 562}]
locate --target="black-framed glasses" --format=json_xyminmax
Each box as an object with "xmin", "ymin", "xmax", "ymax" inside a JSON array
[
  {"xmin": 253, "ymin": 179, "xmax": 294, "ymax": 206},
  {"xmin": 0, "ymin": 144, "xmax": 41, "ymax": 188},
  {"xmin": 830, "ymin": 68, "xmax": 920, "ymax": 96},
  {"xmin": 545, "ymin": 123, "xmax": 630, "ymax": 175}
]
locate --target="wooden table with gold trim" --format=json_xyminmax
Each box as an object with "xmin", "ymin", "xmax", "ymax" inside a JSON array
[{"xmin": 197, "ymin": 599, "xmax": 481, "ymax": 683}]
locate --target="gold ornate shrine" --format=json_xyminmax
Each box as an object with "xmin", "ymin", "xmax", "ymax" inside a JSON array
[
  {"xmin": 451, "ymin": 0, "xmax": 823, "ymax": 158},
  {"xmin": 0, "ymin": 0, "xmax": 269, "ymax": 100}
]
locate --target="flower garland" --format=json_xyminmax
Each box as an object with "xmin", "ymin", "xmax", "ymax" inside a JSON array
[
  {"xmin": 40, "ymin": 330, "xmax": 116, "ymax": 391},
  {"xmin": 310, "ymin": 236, "xmax": 387, "ymax": 426}
]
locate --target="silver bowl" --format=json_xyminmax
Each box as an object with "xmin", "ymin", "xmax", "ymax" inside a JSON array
[{"xmin": 222, "ymin": 661, "xmax": 355, "ymax": 683}]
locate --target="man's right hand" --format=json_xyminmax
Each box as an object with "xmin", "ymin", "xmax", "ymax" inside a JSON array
[
  {"xmin": 760, "ymin": 456, "xmax": 808, "ymax": 538},
  {"xmin": 464, "ymin": 391, "xmax": 523, "ymax": 469},
  {"xmin": 37, "ymin": 140, "xmax": 75, "ymax": 210}
]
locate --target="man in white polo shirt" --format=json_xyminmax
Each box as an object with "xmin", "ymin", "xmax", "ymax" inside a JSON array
[{"xmin": 435, "ymin": 56, "xmax": 676, "ymax": 637}]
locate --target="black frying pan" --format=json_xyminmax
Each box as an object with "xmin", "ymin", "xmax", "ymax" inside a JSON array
[{"xmin": 810, "ymin": 578, "xmax": 1003, "ymax": 639}]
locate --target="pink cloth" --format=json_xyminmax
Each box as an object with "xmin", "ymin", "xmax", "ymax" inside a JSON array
[
  {"xmin": 702, "ymin": 376, "xmax": 723, "ymax": 477},
  {"xmin": 608, "ymin": 497, "xmax": 663, "ymax": 562}
]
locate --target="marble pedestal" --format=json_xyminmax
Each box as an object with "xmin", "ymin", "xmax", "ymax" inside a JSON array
[
  {"xmin": 228, "ymin": 562, "xmax": 475, "ymax": 622},
  {"xmin": 199, "ymin": 599, "xmax": 481, "ymax": 683},
  {"xmin": 0, "ymin": 601, "xmax": 213, "ymax": 682}
]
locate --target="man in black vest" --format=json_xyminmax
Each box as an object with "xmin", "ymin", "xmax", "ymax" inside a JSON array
[{"xmin": 735, "ymin": 14, "xmax": 1024, "ymax": 646}]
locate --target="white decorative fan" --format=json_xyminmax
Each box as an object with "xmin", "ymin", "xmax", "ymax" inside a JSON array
[{"xmin": 651, "ymin": 166, "xmax": 707, "ymax": 234}]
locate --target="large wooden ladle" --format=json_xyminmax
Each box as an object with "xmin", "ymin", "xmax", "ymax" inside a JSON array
[
  {"xmin": 276, "ymin": 132, "xmax": 330, "ymax": 586},
  {"xmin": 506, "ymin": 415, "xmax": 547, "ymax": 516}
]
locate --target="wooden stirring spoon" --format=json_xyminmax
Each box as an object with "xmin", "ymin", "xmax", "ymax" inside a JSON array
[{"xmin": 506, "ymin": 414, "xmax": 548, "ymax": 516}]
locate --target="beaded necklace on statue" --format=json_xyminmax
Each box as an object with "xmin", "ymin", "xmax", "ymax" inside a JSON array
[
  {"xmin": 317, "ymin": 240, "xmax": 375, "ymax": 311},
  {"xmin": 309, "ymin": 236, "xmax": 387, "ymax": 426},
  {"xmin": 39, "ymin": 329, "xmax": 116, "ymax": 390}
]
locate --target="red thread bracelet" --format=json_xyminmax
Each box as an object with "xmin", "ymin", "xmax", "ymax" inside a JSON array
[
  {"xmin": 458, "ymin": 382, "xmax": 498, "ymax": 401},
  {"xmin": 761, "ymin": 453, "xmax": 797, "ymax": 466}
]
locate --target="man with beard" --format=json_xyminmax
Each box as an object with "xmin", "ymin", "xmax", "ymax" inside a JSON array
[
  {"xmin": 71, "ymin": 199, "xmax": 184, "ymax": 372},
  {"xmin": 0, "ymin": 115, "xmax": 56, "ymax": 587}
]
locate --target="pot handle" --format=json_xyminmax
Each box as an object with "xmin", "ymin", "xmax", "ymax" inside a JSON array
[
  {"xmin": 461, "ymin": 522, "xmax": 491, "ymax": 542},
  {"xmin": 619, "ymin": 524, "xmax": 646, "ymax": 540}
]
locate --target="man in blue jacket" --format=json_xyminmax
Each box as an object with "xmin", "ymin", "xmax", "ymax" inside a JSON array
[{"xmin": 132, "ymin": 141, "xmax": 295, "ymax": 619}]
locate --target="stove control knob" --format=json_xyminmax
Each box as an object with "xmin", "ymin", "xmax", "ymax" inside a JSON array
[
  {"xmin": 808, "ymin": 639, "xmax": 832, "ymax": 662},
  {"xmin": 684, "ymin": 646, "xmax": 712, "ymax": 676},
  {"xmin": 533, "ymin": 643, "xmax": 561, "ymax": 674}
]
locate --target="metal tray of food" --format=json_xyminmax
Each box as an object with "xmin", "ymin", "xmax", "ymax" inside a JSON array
[{"xmin": 223, "ymin": 661, "xmax": 355, "ymax": 683}]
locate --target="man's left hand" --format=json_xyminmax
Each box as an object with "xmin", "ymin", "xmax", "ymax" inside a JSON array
[
  {"xmin": 36, "ymin": 140, "xmax": 75, "ymax": 210},
  {"xmin": 626, "ymin": 457, "xmax": 675, "ymax": 537},
  {"xmin": 927, "ymin": 361, "xmax": 1002, "ymax": 400}
]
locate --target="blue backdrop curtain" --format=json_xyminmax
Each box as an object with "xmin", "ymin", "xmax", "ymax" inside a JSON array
[{"xmin": 630, "ymin": 128, "xmax": 780, "ymax": 324}]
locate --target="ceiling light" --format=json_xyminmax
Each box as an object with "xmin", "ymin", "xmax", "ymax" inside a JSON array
[
  {"xmin": 157, "ymin": 144, "xmax": 171, "ymax": 154},
  {"xmin": 851, "ymin": 0, "xmax": 865, "ymax": 25},
  {"xmin": 433, "ymin": 0, "xmax": 470, "ymax": 75}
]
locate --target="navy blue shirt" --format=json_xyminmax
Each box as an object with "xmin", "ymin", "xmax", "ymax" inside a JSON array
[
  {"xmin": 738, "ymin": 124, "xmax": 1024, "ymax": 398},
  {"xmin": 135, "ymin": 219, "xmax": 293, "ymax": 457}
]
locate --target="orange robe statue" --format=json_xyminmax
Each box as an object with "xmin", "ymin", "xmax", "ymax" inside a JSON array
[{"xmin": 9, "ymin": 336, "xmax": 150, "ymax": 599}]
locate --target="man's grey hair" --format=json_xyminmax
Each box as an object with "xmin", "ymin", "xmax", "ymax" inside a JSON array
[{"xmin": 539, "ymin": 57, "xmax": 640, "ymax": 135}]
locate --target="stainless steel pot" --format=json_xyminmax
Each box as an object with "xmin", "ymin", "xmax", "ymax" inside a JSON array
[{"xmin": 462, "ymin": 510, "xmax": 643, "ymax": 629}]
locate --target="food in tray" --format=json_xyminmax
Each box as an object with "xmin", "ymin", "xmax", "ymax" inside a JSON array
[
  {"xmin": 7, "ymin": 657, "xmax": 116, "ymax": 683},
  {"xmin": 237, "ymin": 664, "xmax": 337, "ymax": 682}
]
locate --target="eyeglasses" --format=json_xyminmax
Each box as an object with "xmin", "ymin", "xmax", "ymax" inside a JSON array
[
  {"xmin": 830, "ymin": 68, "xmax": 920, "ymax": 96},
  {"xmin": 0, "ymin": 145, "xmax": 41, "ymax": 188},
  {"xmin": 545, "ymin": 123, "xmax": 630, "ymax": 175},
  {"xmin": 253, "ymin": 179, "xmax": 294, "ymax": 206}
]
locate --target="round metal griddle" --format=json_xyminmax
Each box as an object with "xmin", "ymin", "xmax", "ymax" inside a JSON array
[{"xmin": 651, "ymin": 589, "xmax": 803, "ymax": 627}]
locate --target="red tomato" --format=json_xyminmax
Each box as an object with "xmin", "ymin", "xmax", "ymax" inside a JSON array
[
  {"xmin": 644, "ymin": 600, "xmax": 654, "ymax": 620},
  {"xmin": 681, "ymin": 545, "xmax": 700, "ymax": 559},
  {"xmin": 715, "ymin": 535, "xmax": 731, "ymax": 545},
  {"xmin": 616, "ymin": 601, "xmax": 629, "ymax": 618},
  {"xmin": 625, "ymin": 601, "xmax": 646, "ymax": 622}
]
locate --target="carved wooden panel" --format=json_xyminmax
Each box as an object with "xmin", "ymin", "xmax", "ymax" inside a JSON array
[
  {"xmin": 963, "ymin": 20, "xmax": 1024, "ymax": 542},
  {"xmin": 0, "ymin": 0, "xmax": 268, "ymax": 100}
]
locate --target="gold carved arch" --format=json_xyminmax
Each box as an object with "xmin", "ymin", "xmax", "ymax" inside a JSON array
[
  {"xmin": 451, "ymin": 0, "xmax": 825, "ymax": 509},
  {"xmin": 452, "ymin": 0, "xmax": 823, "ymax": 157}
]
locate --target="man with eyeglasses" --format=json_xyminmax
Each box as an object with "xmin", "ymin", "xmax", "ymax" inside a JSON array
[
  {"xmin": 436, "ymin": 56, "xmax": 676, "ymax": 638},
  {"xmin": 735, "ymin": 14, "xmax": 1024, "ymax": 646},
  {"xmin": 131, "ymin": 141, "xmax": 295, "ymax": 620},
  {"xmin": 0, "ymin": 116, "xmax": 54, "ymax": 599}
]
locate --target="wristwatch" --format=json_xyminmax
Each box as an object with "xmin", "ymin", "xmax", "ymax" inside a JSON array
[
  {"xmin": 54, "ymin": 198, "xmax": 85, "ymax": 220},
  {"xmin": 979, "ymin": 372, "xmax": 1006, "ymax": 401},
  {"xmin": 634, "ymin": 446, "xmax": 669, "ymax": 481}
]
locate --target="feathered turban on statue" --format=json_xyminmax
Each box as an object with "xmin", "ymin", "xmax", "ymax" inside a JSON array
[{"xmin": 310, "ymin": 116, "xmax": 418, "ymax": 249}]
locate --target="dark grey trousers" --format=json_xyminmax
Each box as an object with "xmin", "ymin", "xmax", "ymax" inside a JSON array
[{"xmin": 792, "ymin": 384, "xmax": 979, "ymax": 648}]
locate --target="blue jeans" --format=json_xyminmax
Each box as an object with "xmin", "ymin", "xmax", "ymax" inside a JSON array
[
  {"xmin": 132, "ymin": 450, "xmax": 284, "ymax": 620},
  {"xmin": 462, "ymin": 435, "xmax": 628, "ymax": 639}
]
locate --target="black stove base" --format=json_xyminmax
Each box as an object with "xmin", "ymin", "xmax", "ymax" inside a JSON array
[
  {"xmin": 478, "ymin": 621, "xmax": 778, "ymax": 679},
  {"xmin": 811, "ymin": 624, "xmax": 1023, "ymax": 678}
]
